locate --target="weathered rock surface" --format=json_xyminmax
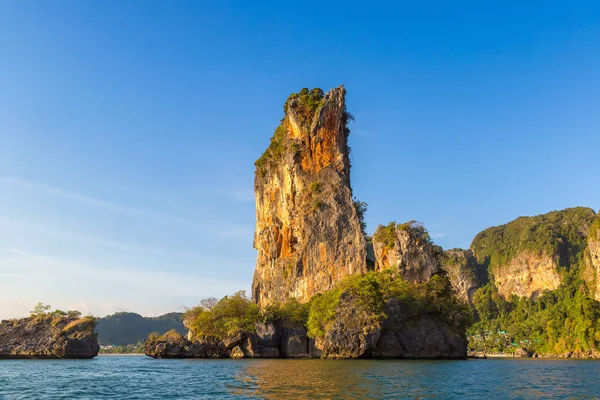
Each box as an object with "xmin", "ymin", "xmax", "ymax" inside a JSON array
[
  {"xmin": 372, "ymin": 221, "xmax": 442, "ymax": 283},
  {"xmin": 584, "ymin": 218, "xmax": 600, "ymax": 300},
  {"xmin": 441, "ymin": 249, "xmax": 485, "ymax": 304},
  {"xmin": 318, "ymin": 293, "xmax": 382, "ymax": 359},
  {"xmin": 317, "ymin": 293, "xmax": 467, "ymax": 359},
  {"xmin": 145, "ymin": 331, "xmax": 227, "ymax": 359},
  {"xmin": 145, "ymin": 321, "xmax": 316, "ymax": 359},
  {"xmin": 252, "ymin": 86, "xmax": 367, "ymax": 308},
  {"xmin": 471, "ymin": 207, "xmax": 597, "ymax": 299},
  {"xmin": 491, "ymin": 251, "xmax": 562, "ymax": 299},
  {"xmin": 0, "ymin": 316, "xmax": 99, "ymax": 359}
]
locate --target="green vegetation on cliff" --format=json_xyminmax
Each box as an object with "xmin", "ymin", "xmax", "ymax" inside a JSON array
[
  {"xmin": 254, "ymin": 124, "xmax": 288, "ymax": 173},
  {"xmin": 467, "ymin": 208, "xmax": 600, "ymax": 355},
  {"xmin": 255, "ymin": 88, "xmax": 325, "ymax": 173},
  {"xmin": 307, "ymin": 270, "xmax": 472, "ymax": 338},
  {"xmin": 181, "ymin": 270, "xmax": 470, "ymax": 348},
  {"xmin": 373, "ymin": 220, "xmax": 435, "ymax": 250},
  {"xmin": 470, "ymin": 278, "xmax": 600, "ymax": 354},
  {"xmin": 284, "ymin": 88, "xmax": 325, "ymax": 128},
  {"xmin": 471, "ymin": 207, "xmax": 596, "ymax": 277},
  {"xmin": 590, "ymin": 216, "xmax": 600, "ymax": 239},
  {"xmin": 254, "ymin": 86, "xmax": 354, "ymax": 175}
]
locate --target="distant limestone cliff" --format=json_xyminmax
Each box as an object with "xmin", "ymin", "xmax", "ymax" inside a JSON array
[
  {"xmin": 252, "ymin": 86, "xmax": 367, "ymax": 307},
  {"xmin": 470, "ymin": 207, "xmax": 596, "ymax": 299}
]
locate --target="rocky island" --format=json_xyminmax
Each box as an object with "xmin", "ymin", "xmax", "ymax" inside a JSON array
[
  {"xmin": 0, "ymin": 308, "xmax": 99, "ymax": 359},
  {"xmin": 143, "ymin": 85, "xmax": 600, "ymax": 360},
  {"xmin": 145, "ymin": 86, "xmax": 471, "ymax": 360}
]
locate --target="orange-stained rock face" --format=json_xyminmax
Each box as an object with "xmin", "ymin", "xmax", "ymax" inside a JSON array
[{"xmin": 252, "ymin": 86, "xmax": 367, "ymax": 308}]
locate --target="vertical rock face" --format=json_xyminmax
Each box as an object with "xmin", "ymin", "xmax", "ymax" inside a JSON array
[
  {"xmin": 371, "ymin": 221, "xmax": 442, "ymax": 283},
  {"xmin": 585, "ymin": 218, "xmax": 600, "ymax": 300},
  {"xmin": 252, "ymin": 86, "xmax": 367, "ymax": 308},
  {"xmin": 471, "ymin": 207, "xmax": 596, "ymax": 299},
  {"xmin": 441, "ymin": 249, "xmax": 485, "ymax": 304},
  {"xmin": 490, "ymin": 252, "xmax": 562, "ymax": 299}
]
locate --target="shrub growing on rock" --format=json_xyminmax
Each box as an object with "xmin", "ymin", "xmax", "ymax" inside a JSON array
[
  {"xmin": 185, "ymin": 291, "xmax": 260, "ymax": 340},
  {"xmin": 307, "ymin": 270, "xmax": 472, "ymax": 339}
]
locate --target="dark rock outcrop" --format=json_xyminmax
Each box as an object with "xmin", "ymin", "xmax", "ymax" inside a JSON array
[
  {"xmin": 319, "ymin": 293, "xmax": 381, "ymax": 359},
  {"xmin": 0, "ymin": 315, "xmax": 99, "ymax": 359},
  {"xmin": 317, "ymin": 292, "xmax": 468, "ymax": 359},
  {"xmin": 145, "ymin": 322, "xmax": 316, "ymax": 359},
  {"xmin": 376, "ymin": 318, "xmax": 467, "ymax": 359},
  {"xmin": 144, "ymin": 331, "xmax": 227, "ymax": 359},
  {"xmin": 252, "ymin": 86, "xmax": 367, "ymax": 308}
]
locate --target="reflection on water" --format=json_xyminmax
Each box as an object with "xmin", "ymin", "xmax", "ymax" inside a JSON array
[
  {"xmin": 230, "ymin": 360, "xmax": 375, "ymax": 398},
  {"xmin": 1, "ymin": 356, "xmax": 600, "ymax": 399},
  {"xmin": 229, "ymin": 359, "xmax": 600, "ymax": 399}
]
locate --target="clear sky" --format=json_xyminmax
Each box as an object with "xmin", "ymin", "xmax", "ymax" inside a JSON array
[{"xmin": 1, "ymin": 1, "xmax": 599, "ymax": 319}]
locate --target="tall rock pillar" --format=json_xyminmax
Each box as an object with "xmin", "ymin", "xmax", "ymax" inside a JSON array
[{"xmin": 252, "ymin": 86, "xmax": 367, "ymax": 307}]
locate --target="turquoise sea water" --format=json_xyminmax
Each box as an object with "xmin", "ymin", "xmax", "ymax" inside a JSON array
[{"xmin": 1, "ymin": 356, "xmax": 599, "ymax": 399}]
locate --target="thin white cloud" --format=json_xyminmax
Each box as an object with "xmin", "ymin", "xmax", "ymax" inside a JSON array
[
  {"xmin": 0, "ymin": 249, "xmax": 249, "ymax": 319},
  {"xmin": 0, "ymin": 176, "xmax": 252, "ymax": 235}
]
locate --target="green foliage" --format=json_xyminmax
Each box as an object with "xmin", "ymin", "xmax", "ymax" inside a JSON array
[
  {"xmin": 311, "ymin": 199, "xmax": 323, "ymax": 211},
  {"xmin": 307, "ymin": 270, "xmax": 472, "ymax": 338},
  {"xmin": 471, "ymin": 207, "xmax": 596, "ymax": 277},
  {"xmin": 590, "ymin": 216, "xmax": 600, "ymax": 240},
  {"xmin": 29, "ymin": 303, "xmax": 83, "ymax": 321},
  {"xmin": 255, "ymin": 88, "xmax": 325, "ymax": 175},
  {"xmin": 353, "ymin": 198, "xmax": 368, "ymax": 235},
  {"xmin": 469, "ymin": 279, "xmax": 600, "ymax": 354},
  {"xmin": 373, "ymin": 222, "xmax": 397, "ymax": 249},
  {"xmin": 30, "ymin": 302, "xmax": 52, "ymax": 317},
  {"xmin": 309, "ymin": 181, "xmax": 321, "ymax": 194},
  {"xmin": 284, "ymin": 88, "xmax": 325, "ymax": 129},
  {"xmin": 467, "ymin": 208, "xmax": 600, "ymax": 354},
  {"xmin": 255, "ymin": 124, "xmax": 288, "ymax": 173},
  {"xmin": 262, "ymin": 298, "xmax": 310, "ymax": 324},
  {"xmin": 185, "ymin": 291, "xmax": 261, "ymax": 340},
  {"xmin": 96, "ymin": 312, "xmax": 186, "ymax": 346},
  {"xmin": 397, "ymin": 220, "xmax": 433, "ymax": 246},
  {"xmin": 255, "ymin": 86, "xmax": 356, "ymax": 174},
  {"xmin": 342, "ymin": 110, "xmax": 355, "ymax": 138}
]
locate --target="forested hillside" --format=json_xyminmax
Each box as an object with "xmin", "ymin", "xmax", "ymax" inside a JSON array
[{"xmin": 96, "ymin": 312, "xmax": 185, "ymax": 345}]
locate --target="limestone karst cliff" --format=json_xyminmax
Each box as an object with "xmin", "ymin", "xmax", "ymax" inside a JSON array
[
  {"xmin": 252, "ymin": 86, "xmax": 367, "ymax": 307},
  {"xmin": 441, "ymin": 249, "xmax": 485, "ymax": 304},
  {"xmin": 471, "ymin": 207, "xmax": 596, "ymax": 299},
  {"xmin": 371, "ymin": 221, "xmax": 442, "ymax": 283},
  {"xmin": 584, "ymin": 217, "xmax": 600, "ymax": 301}
]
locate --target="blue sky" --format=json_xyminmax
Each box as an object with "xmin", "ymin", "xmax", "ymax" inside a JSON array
[{"xmin": 1, "ymin": 1, "xmax": 599, "ymax": 318}]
